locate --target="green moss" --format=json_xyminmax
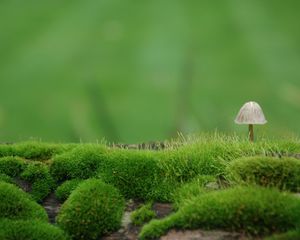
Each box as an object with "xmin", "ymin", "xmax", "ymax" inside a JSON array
[
  {"xmin": 0, "ymin": 219, "xmax": 70, "ymax": 240},
  {"xmin": 50, "ymin": 144, "xmax": 108, "ymax": 182},
  {"xmin": 55, "ymin": 179, "xmax": 83, "ymax": 202},
  {"xmin": 227, "ymin": 156, "xmax": 300, "ymax": 192},
  {"xmin": 264, "ymin": 230, "xmax": 300, "ymax": 240},
  {"xmin": 0, "ymin": 141, "xmax": 75, "ymax": 160},
  {"xmin": 139, "ymin": 216, "xmax": 175, "ymax": 240},
  {"xmin": 0, "ymin": 144, "xmax": 13, "ymax": 158},
  {"xmin": 0, "ymin": 156, "xmax": 26, "ymax": 177},
  {"xmin": 0, "ymin": 182, "xmax": 48, "ymax": 221},
  {"xmin": 0, "ymin": 173, "xmax": 14, "ymax": 184},
  {"xmin": 139, "ymin": 186, "xmax": 300, "ymax": 239},
  {"xmin": 131, "ymin": 202, "xmax": 156, "ymax": 226},
  {"xmin": 98, "ymin": 149, "xmax": 175, "ymax": 201},
  {"xmin": 57, "ymin": 179, "xmax": 125, "ymax": 240},
  {"xmin": 172, "ymin": 175, "xmax": 216, "ymax": 209},
  {"xmin": 157, "ymin": 138, "xmax": 257, "ymax": 183},
  {"xmin": 21, "ymin": 162, "xmax": 55, "ymax": 202}
]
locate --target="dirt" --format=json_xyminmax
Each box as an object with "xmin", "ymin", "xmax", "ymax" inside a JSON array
[
  {"xmin": 153, "ymin": 203, "xmax": 173, "ymax": 219},
  {"xmin": 15, "ymin": 178, "xmax": 32, "ymax": 192},
  {"xmin": 42, "ymin": 192, "xmax": 61, "ymax": 223}
]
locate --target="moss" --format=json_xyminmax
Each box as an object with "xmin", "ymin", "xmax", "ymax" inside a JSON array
[
  {"xmin": 264, "ymin": 230, "xmax": 300, "ymax": 240},
  {"xmin": 0, "ymin": 144, "xmax": 13, "ymax": 158},
  {"xmin": 21, "ymin": 162, "xmax": 55, "ymax": 202},
  {"xmin": 0, "ymin": 182, "xmax": 48, "ymax": 221},
  {"xmin": 98, "ymin": 149, "xmax": 175, "ymax": 201},
  {"xmin": 57, "ymin": 179, "xmax": 125, "ymax": 240},
  {"xmin": 131, "ymin": 202, "xmax": 156, "ymax": 226},
  {"xmin": 0, "ymin": 156, "xmax": 26, "ymax": 177},
  {"xmin": 50, "ymin": 144, "xmax": 108, "ymax": 182},
  {"xmin": 0, "ymin": 173, "xmax": 15, "ymax": 184},
  {"xmin": 227, "ymin": 156, "xmax": 300, "ymax": 192},
  {"xmin": 157, "ymin": 136, "xmax": 300, "ymax": 183},
  {"xmin": 0, "ymin": 141, "xmax": 75, "ymax": 160},
  {"xmin": 55, "ymin": 179, "xmax": 83, "ymax": 202},
  {"xmin": 0, "ymin": 219, "xmax": 70, "ymax": 240},
  {"xmin": 139, "ymin": 186, "xmax": 300, "ymax": 239},
  {"xmin": 172, "ymin": 175, "xmax": 216, "ymax": 209}
]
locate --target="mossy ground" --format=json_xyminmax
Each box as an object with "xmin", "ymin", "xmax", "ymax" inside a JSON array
[{"xmin": 0, "ymin": 134, "xmax": 299, "ymax": 239}]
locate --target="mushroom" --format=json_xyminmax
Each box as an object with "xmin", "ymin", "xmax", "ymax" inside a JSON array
[{"xmin": 234, "ymin": 101, "xmax": 267, "ymax": 141}]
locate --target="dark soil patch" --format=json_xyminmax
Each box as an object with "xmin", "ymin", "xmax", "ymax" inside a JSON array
[
  {"xmin": 15, "ymin": 179, "xmax": 61, "ymax": 223},
  {"xmin": 15, "ymin": 178, "xmax": 31, "ymax": 192},
  {"xmin": 42, "ymin": 192, "xmax": 61, "ymax": 223},
  {"xmin": 153, "ymin": 203, "xmax": 173, "ymax": 219}
]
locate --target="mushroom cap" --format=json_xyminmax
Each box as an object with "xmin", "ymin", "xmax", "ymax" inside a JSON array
[{"xmin": 235, "ymin": 101, "xmax": 267, "ymax": 125}]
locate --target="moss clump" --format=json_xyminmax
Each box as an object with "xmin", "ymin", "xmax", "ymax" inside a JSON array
[
  {"xmin": 98, "ymin": 149, "xmax": 175, "ymax": 201},
  {"xmin": 172, "ymin": 175, "xmax": 216, "ymax": 209},
  {"xmin": 0, "ymin": 141, "xmax": 74, "ymax": 160},
  {"xmin": 50, "ymin": 144, "xmax": 108, "ymax": 182},
  {"xmin": 55, "ymin": 179, "xmax": 83, "ymax": 202},
  {"xmin": 0, "ymin": 219, "xmax": 70, "ymax": 240},
  {"xmin": 21, "ymin": 162, "xmax": 55, "ymax": 202},
  {"xmin": 264, "ymin": 230, "xmax": 300, "ymax": 240},
  {"xmin": 227, "ymin": 156, "xmax": 300, "ymax": 192},
  {"xmin": 0, "ymin": 182, "xmax": 48, "ymax": 221},
  {"xmin": 0, "ymin": 156, "xmax": 26, "ymax": 177},
  {"xmin": 0, "ymin": 173, "xmax": 14, "ymax": 184},
  {"xmin": 139, "ymin": 186, "xmax": 300, "ymax": 239},
  {"xmin": 57, "ymin": 179, "xmax": 125, "ymax": 240},
  {"xmin": 131, "ymin": 202, "xmax": 156, "ymax": 226}
]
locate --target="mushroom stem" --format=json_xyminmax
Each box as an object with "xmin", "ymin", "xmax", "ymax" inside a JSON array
[{"xmin": 248, "ymin": 124, "xmax": 254, "ymax": 142}]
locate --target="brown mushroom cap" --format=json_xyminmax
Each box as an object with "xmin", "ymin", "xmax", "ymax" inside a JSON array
[{"xmin": 235, "ymin": 101, "xmax": 267, "ymax": 125}]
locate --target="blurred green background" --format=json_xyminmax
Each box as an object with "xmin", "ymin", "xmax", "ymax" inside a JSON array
[{"xmin": 0, "ymin": 0, "xmax": 300, "ymax": 143}]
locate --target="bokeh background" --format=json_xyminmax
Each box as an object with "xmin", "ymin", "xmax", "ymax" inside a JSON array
[{"xmin": 0, "ymin": 0, "xmax": 300, "ymax": 143}]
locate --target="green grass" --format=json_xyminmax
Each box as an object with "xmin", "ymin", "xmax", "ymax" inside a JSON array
[{"xmin": 139, "ymin": 186, "xmax": 300, "ymax": 239}]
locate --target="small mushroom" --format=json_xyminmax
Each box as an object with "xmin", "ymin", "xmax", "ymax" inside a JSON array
[{"xmin": 235, "ymin": 101, "xmax": 267, "ymax": 141}]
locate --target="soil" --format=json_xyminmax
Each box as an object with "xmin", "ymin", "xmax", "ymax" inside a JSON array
[
  {"xmin": 15, "ymin": 178, "xmax": 32, "ymax": 192},
  {"xmin": 42, "ymin": 192, "xmax": 61, "ymax": 223}
]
